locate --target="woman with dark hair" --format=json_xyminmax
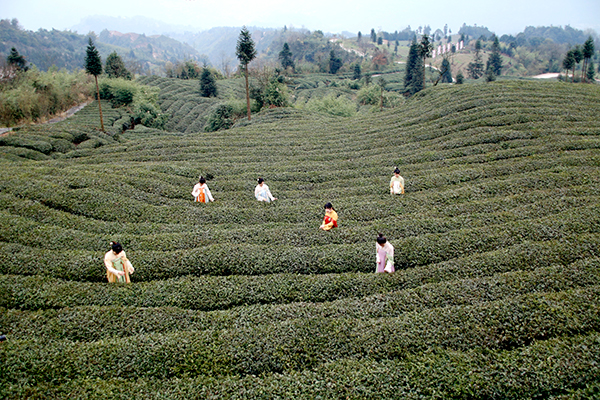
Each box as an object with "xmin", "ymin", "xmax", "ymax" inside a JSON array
[
  {"xmin": 192, "ymin": 176, "xmax": 214, "ymax": 203},
  {"xmin": 255, "ymin": 177, "xmax": 277, "ymax": 202},
  {"xmin": 375, "ymin": 233, "xmax": 395, "ymax": 273},
  {"xmin": 319, "ymin": 202, "xmax": 338, "ymax": 231},
  {"xmin": 390, "ymin": 167, "xmax": 405, "ymax": 195},
  {"xmin": 104, "ymin": 241, "xmax": 135, "ymax": 283}
]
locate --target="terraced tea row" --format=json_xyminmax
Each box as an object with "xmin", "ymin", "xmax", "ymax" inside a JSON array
[{"xmin": 1, "ymin": 79, "xmax": 599, "ymax": 398}]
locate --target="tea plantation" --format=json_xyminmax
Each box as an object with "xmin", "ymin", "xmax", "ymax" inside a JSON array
[{"xmin": 1, "ymin": 79, "xmax": 599, "ymax": 399}]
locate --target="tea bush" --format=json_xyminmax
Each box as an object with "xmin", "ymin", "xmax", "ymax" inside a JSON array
[{"xmin": 1, "ymin": 79, "xmax": 599, "ymax": 397}]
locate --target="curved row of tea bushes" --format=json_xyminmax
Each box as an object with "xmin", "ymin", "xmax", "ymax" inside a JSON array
[
  {"xmin": 1, "ymin": 246, "xmax": 597, "ymax": 312},
  {"xmin": 3, "ymin": 332, "xmax": 598, "ymax": 399},
  {"xmin": 0, "ymin": 197, "xmax": 597, "ymax": 281},
  {"xmin": 2, "ymin": 286, "xmax": 599, "ymax": 386},
  {"xmin": 2, "ymin": 259, "xmax": 599, "ymax": 342}
]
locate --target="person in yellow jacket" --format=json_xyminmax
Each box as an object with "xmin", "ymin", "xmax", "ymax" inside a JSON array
[
  {"xmin": 104, "ymin": 241, "xmax": 134, "ymax": 283},
  {"xmin": 319, "ymin": 202, "xmax": 338, "ymax": 231}
]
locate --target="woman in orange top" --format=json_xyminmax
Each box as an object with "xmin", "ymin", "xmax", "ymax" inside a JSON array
[
  {"xmin": 319, "ymin": 202, "xmax": 338, "ymax": 231},
  {"xmin": 192, "ymin": 176, "xmax": 214, "ymax": 203}
]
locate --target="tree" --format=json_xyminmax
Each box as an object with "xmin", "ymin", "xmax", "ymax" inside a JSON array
[
  {"xmin": 377, "ymin": 77, "xmax": 387, "ymax": 110},
  {"xmin": 7, "ymin": 47, "xmax": 28, "ymax": 71},
  {"xmin": 105, "ymin": 51, "xmax": 132, "ymax": 80},
  {"xmin": 278, "ymin": 43, "xmax": 295, "ymax": 72},
  {"xmin": 357, "ymin": 31, "xmax": 362, "ymax": 42},
  {"xmin": 456, "ymin": 70, "xmax": 464, "ymax": 84},
  {"xmin": 329, "ymin": 50, "xmax": 342, "ymax": 74},
  {"xmin": 587, "ymin": 61, "xmax": 595, "ymax": 82},
  {"xmin": 573, "ymin": 45, "xmax": 583, "ymax": 80},
  {"xmin": 353, "ymin": 63, "xmax": 362, "ymax": 80},
  {"xmin": 404, "ymin": 40, "xmax": 424, "ymax": 95},
  {"xmin": 84, "ymin": 37, "xmax": 104, "ymax": 132},
  {"xmin": 486, "ymin": 36, "xmax": 503, "ymax": 76},
  {"xmin": 370, "ymin": 29, "xmax": 377, "ymax": 43},
  {"xmin": 377, "ymin": 37, "xmax": 383, "ymax": 45},
  {"xmin": 562, "ymin": 50, "xmax": 575, "ymax": 82},
  {"xmin": 467, "ymin": 39, "xmax": 484, "ymax": 79},
  {"xmin": 372, "ymin": 50, "xmax": 388, "ymax": 70},
  {"xmin": 199, "ymin": 67, "xmax": 218, "ymax": 97},
  {"xmin": 419, "ymin": 34, "xmax": 433, "ymax": 82},
  {"xmin": 236, "ymin": 26, "xmax": 257, "ymax": 121},
  {"xmin": 582, "ymin": 36, "xmax": 595, "ymax": 82},
  {"xmin": 440, "ymin": 58, "xmax": 452, "ymax": 83}
]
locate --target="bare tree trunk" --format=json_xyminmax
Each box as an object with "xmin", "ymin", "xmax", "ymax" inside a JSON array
[
  {"xmin": 95, "ymin": 75, "xmax": 105, "ymax": 132},
  {"xmin": 244, "ymin": 64, "xmax": 251, "ymax": 121}
]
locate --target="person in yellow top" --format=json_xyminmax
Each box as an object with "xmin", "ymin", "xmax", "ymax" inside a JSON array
[
  {"xmin": 319, "ymin": 202, "xmax": 338, "ymax": 231},
  {"xmin": 104, "ymin": 241, "xmax": 134, "ymax": 283},
  {"xmin": 390, "ymin": 167, "xmax": 405, "ymax": 194}
]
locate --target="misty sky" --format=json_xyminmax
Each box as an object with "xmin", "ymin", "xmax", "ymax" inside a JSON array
[{"xmin": 3, "ymin": 0, "xmax": 599, "ymax": 36}]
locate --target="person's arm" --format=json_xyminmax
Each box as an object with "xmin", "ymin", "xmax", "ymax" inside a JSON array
[
  {"xmin": 192, "ymin": 184, "xmax": 200, "ymax": 198},
  {"xmin": 205, "ymin": 185, "xmax": 215, "ymax": 202},
  {"xmin": 267, "ymin": 186, "xmax": 276, "ymax": 201},
  {"xmin": 386, "ymin": 245, "xmax": 394, "ymax": 265},
  {"xmin": 104, "ymin": 253, "xmax": 124, "ymax": 276}
]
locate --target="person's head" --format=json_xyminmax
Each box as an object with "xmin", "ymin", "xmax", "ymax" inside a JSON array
[
  {"xmin": 199, "ymin": 176, "xmax": 206, "ymax": 184},
  {"xmin": 324, "ymin": 202, "xmax": 335, "ymax": 211},
  {"xmin": 377, "ymin": 233, "xmax": 387, "ymax": 246},
  {"xmin": 257, "ymin": 177, "xmax": 264, "ymax": 185},
  {"xmin": 110, "ymin": 241, "xmax": 123, "ymax": 254},
  {"xmin": 393, "ymin": 167, "xmax": 400, "ymax": 176}
]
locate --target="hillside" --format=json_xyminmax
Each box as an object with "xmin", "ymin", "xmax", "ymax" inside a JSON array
[
  {"xmin": 1, "ymin": 80, "xmax": 600, "ymax": 398},
  {"xmin": 0, "ymin": 19, "xmax": 204, "ymax": 73}
]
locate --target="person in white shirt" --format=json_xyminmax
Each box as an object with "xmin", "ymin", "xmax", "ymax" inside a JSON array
[
  {"xmin": 104, "ymin": 241, "xmax": 135, "ymax": 283},
  {"xmin": 254, "ymin": 177, "xmax": 277, "ymax": 203},
  {"xmin": 390, "ymin": 167, "xmax": 405, "ymax": 195},
  {"xmin": 192, "ymin": 176, "xmax": 215, "ymax": 203}
]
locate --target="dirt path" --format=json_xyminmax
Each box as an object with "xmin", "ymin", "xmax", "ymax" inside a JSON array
[{"xmin": 0, "ymin": 101, "xmax": 91, "ymax": 136}]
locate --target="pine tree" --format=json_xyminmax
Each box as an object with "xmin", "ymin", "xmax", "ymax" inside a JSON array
[
  {"xmin": 105, "ymin": 51, "xmax": 132, "ymax": 80},
  {"xmin": 456, "ymin": 70, "xmax": 464, "ymax": 84},
  {"xmin": 467, "ymin": 40, "xmax": 484, "ymax": 79},
  {"xmin": 84, "ymin": 37, "xmax": 104, "ymax": 132},
  {"xmin": 236, "ymin": 27, "xmax": 257, "ymax": 121},
  {"xmin": 278, "ymin": 43, "xmax": 295, "ymax": 72},
  {"xmin": 353, "ymin": 63, "xmax": 361, "ymax": 80},
  {"xmin": 440, "ymin": 58, "xmax": 452, "ymax": 83},
  {"xmin": 329, "ymin": 50, "xmax": 342, "ymax": 74},
  {"xmin": 370, "ymin": 29, "xmax": 377, "ymax": 43},
  {"xmin": 587, "ymin": 61, "xmax": 595, "ymax": 82},
  {"xmin": 486, "ymin": 36, "xmax": 503, "ymax": 76},
  {"xmin": 199, "ymin": 67, "xmax": 218, "ymax": 97},
  {"xmin": 582, "ymin": 36, "xmax": 595, "ymax": 82},
  {"xmin": 404, "ymin": 40, "xmax": 424, "ymax": 95},
  {"xmin": 562, "ymin": 50, "xmax": 576, "ymax": 82},
  {"xmin": 7, "ymin": 47, "xmax": 28, "ymax": 71}
]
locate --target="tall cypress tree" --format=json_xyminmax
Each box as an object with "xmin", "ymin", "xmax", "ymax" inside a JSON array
[
  {"xmin": 84, "ymin": 37, "xmax": 104, "ymax": 132},
  {"xmin": 440, "ymin": 58, "xmax": 452, "ymax": 83},
  {"xmin": 486, "ymin": 36, "xmax": 503, "ymax": 77},
  {"xmin": 236, "ymin": 27, "xmax": 257, "ymax": 121},
  {"xmin": 404, "ymin": 40, "xmax": 424, "ymax": 95}
]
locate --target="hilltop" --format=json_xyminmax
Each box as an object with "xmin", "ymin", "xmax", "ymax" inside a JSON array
[{"xmin": 0, "ymin": 79, "xmax": 599, "ymax": 397}]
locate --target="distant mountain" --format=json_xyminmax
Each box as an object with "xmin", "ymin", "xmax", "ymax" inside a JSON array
[
  {"xmin": 0, "ymin": 19, "xmax": 205, "ymax": 73},
  {"xmin": 70, "ymin": 15, "xmax": 200, "ymax": 36},
  {"xmin": 168, "ymin": 26, "xmax": 281, "ymax": 70}
]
